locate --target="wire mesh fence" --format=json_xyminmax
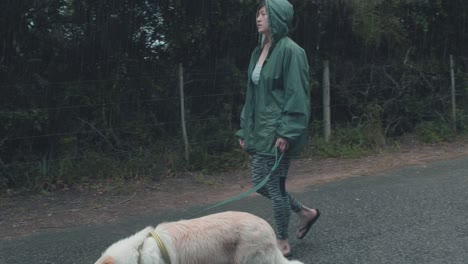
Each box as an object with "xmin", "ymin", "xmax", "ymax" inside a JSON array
[{"xmin": 0, "ymin": 69, "xmax": 467, "ymax": 189}]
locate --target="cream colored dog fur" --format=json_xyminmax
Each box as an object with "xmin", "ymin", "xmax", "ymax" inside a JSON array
[{"xmin": 95, "ymin": 211, "xmax": 304, "ymax": 264}]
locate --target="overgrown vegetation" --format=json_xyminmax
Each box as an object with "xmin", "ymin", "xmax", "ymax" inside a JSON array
[{"xmin": 0, "ymin": 0, "xmax": 467, "ymax": 191}]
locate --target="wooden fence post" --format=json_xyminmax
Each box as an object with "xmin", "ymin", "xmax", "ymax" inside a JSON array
[
  {"xmin": 450, "ymin": 55, "xmax": 456, "ymax": 132},
  {"xmin": 323, "ymin": 60, "xmax": 331, "ymax": 142},
  {"xmin": 179, "ymin": 63, "xmax": 189, "ymax": 162}
]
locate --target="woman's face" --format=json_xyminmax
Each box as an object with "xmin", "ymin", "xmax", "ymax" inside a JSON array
[{"xmin": 256, "ymin": 6, "xmax": 269, "ymax": 35}]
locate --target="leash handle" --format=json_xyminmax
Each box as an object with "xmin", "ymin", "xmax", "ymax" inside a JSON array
[{"xmin": 189, "ymin": 148, "xmax": 284, "ymax": 218}]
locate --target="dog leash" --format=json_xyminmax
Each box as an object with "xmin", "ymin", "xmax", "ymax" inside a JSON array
[
  {"xmin": 136, "ymin": 149, "xmax": 283, "ymax": 264},
  {"xmin": 189, "ymin": 148, "xmax": 284, "ymax": 218}
]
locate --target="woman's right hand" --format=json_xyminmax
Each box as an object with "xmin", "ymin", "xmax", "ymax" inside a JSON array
[{"xmin": 238, "ymin": 138, "xmax": 246, "ymax": 148}]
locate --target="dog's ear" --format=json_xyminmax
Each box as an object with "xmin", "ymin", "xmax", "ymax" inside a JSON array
[
  {"xmin": 127, "ymin": 226, "xmax": 153, "ymax": 249},
  {"xmin": 97, "ymin": 226, "xmax": 154, "ymax": 263}
]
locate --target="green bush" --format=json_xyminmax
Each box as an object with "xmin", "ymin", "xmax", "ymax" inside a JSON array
[
  {"xmin": 414, "ymin": 120, "xmax": 456, "ymax": 143},
  {"xmin": 308, "ymin": 123, "xmax": 377, "ymax": 158}
]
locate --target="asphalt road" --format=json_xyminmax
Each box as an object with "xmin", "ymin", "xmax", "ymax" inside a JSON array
[{"xmin": 1, "ymin": 157, "xmax": 467, "ymax": 264}]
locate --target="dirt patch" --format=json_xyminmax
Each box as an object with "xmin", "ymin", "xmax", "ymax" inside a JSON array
[{"xmin": 1, "ymin": 139, "xmax": 468, "ymax": 240}]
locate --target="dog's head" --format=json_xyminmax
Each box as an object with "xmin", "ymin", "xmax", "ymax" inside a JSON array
[{"xmin": 95, "ymin": 226, "xmax": 153, "ymax": 264}]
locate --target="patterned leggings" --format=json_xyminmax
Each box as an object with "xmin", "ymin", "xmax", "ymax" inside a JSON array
[{"xmin": 251, "ymin": 154, "xmax": 302, "ymax": 240}]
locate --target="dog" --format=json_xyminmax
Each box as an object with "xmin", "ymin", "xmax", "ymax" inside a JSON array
[{"xmin": 95, "ymin": 211, "xmax": 304, "ymax": 264}]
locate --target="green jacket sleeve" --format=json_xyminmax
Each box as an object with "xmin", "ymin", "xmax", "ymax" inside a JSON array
[
  {"xmin": 235, "ymin": 105, "xmax": 246, "ymax": 139},
  {"xmin": 276, "ymin": 47, "xmax": 310, "ymax": 143}
]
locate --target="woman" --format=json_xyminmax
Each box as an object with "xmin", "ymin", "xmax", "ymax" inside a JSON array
[{"xmin": 236, "ymin": 0, "xmax": 320, "ymax": 257}]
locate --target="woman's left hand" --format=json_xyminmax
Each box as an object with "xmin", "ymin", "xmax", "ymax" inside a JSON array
[{"xmin": 275, "ymin": 137, "xmax": 289, "ymax": 152}]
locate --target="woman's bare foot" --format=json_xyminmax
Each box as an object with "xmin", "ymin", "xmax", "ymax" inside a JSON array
[
  {"xmin": 295, "ymin": 206, "xmax": 319, "ymax": 239},
  {"xmin": 277, "ymin": 239, "xmax": 292, "ymax": 257}
]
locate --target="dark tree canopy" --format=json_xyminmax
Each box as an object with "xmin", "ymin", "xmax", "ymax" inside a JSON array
[{"xmin": 0, "ymin": 0, "xmax": 467, "ymax": 190}]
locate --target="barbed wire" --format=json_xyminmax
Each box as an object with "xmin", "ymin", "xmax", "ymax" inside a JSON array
[
  {"xmin": 0, "ymin": 92, "xmax": 245, "ymax": 115},
  {"xmin": 0, "ymin": 137, "xmax": 234, "ymax": 169},
  {"xmin": 3, "ymin": 117, "xmax": 219, "ymax": 142},
  {"xmin": 0, "ymin": 104, "xmax": 457, "ymax": 143},
  {"xmin": 0, "ymin": 68, "xmax": 460, "ymax": 89},
  {"xmin": 0, "ymin": 73, "xmax": 179, "ymax": 89},
  {"xmin": 0, "ymin": 90, "xmax": 465, "ymax": 141},
  {"xmin": 1, "ymin": 73, "xmax": 466, "ymax": 173},
  {"xmin": 0, "ymin": 70, "xmax": 257, "ymax": 90},
  {"xmin": 1, "ymin": 82, "xmax": 465, "ymax": 115},
  {"xmin": 1, "ymin": 92, "xmax": 463, "ymax": 116},
  {"xmin": 2, "ymin": 110, "xmax": 465, "ymax": 170}
]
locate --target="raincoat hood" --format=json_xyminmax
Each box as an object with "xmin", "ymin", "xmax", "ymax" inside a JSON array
[{"xmin": 264, "ymin": 0, "xmax": 294, "ymax": 44}]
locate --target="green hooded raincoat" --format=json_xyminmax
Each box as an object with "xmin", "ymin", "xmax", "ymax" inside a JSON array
[{"xmin": 236, "ymin": 0, "xmax": 310, "ymax": 158}]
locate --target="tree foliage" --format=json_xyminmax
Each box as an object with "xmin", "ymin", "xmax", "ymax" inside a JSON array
[{"xmin": 0, "ymin": 0, "xmax": 467, "ymax": 189}]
